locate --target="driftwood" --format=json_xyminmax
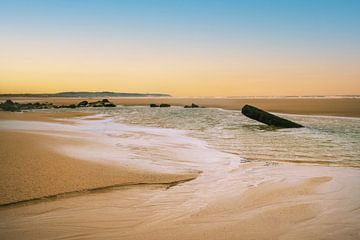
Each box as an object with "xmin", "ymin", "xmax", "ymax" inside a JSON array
[{"xmin": 241, "ymin": 105, "xmax": 303, "ymax": 128}]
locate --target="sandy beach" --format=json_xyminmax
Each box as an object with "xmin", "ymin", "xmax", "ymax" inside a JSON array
[
  {"xmin": 0, "ymin": 109, "xmax": 359, "ymax": 239},
  {"xmin": 2, "ymin": 163, "xmax": 360, "ymax": 240},
  {"xmin": 2, "ymin": 0, "xmax": 359, "ymax": 238},
  {"xmin": 0, "ymin": 112, "xmax": 198, "ymax": 205}
]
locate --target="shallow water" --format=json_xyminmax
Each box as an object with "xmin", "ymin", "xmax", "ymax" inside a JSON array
[{"xmin": 75, "ymin": 106, "xmax": 360, "ymax": 168}]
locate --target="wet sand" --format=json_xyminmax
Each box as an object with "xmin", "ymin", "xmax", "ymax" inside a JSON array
[
  {"xmin": 0, "ymin": 111, "xmax": 91, "ymax": 123},
  {"xmin": 1, "ymin": 162, "xmax": 359, "ymax": 240},
  {"xmin": 1, "ymin": 97, "xmax": 359, "ymax": 117},
  {"xmin": 0, "ymin": 112, "xmax": 198, "ymax": 205},
  {"xmin": 0, "ymin": 111, "xmax": 359, "ymax": 239}
]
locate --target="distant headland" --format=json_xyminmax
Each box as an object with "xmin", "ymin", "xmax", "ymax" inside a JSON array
[{"xmin": 0, "ymin": 91, "xmax": 171, "ymax": 98}]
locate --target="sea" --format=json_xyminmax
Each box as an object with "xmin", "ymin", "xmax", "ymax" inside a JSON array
[{"xmin": 77, "ymin": 106, "xmax": 360, "ymax": 168}]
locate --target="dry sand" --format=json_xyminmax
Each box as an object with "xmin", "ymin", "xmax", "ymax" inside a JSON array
[{"xmin": 2, "ymin": 97, "xmax": 359, "ymax": 117}]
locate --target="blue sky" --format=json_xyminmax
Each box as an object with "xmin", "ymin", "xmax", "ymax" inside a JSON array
[{"xmin": 1, "ymin": 0, "xmax": 359, "ymax": 95}]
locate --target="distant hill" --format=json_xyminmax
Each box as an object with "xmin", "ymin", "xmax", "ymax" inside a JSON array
[{"xmin": 0, "ymin": 92, "xmax": 171, "ymax": 98}]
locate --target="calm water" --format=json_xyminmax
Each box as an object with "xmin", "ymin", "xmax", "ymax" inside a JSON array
[{"xmin": 77, "ymin": 106, "xmax": 360, "ymax": 168}]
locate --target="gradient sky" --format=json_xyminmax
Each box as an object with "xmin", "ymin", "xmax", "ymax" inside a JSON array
[{"xmin": 0, "ymin": 0, "xmax": 359, "ymax": 96}]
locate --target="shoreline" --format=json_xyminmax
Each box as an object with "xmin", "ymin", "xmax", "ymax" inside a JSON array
[
  {"xmin": 0, "ymin": 112, "xmax": 200, "ymax": 206},
  {"xmin": 0, "ymin": 110, "xmax": 359, "ymax": 239},
  {"xmin": 1, "ymin": 97, "xmax": 360, "ymax": 117}
]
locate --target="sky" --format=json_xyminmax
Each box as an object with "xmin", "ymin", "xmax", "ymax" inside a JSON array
[{"xmin": 0, "ymin": 0, "xmax": 359, "ymax": 96}]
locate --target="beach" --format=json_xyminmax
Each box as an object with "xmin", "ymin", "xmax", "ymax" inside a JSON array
[
  {"xmin": 1, "ymin": 97, "xmax": 360, "ymax": 117},
  {"xmin": 2, "ymin": 0, "xmax": 360, "ymax": 238},
  {"xmin": 0, "ymin": 102, "xmax": 360, "ymax": 239},
  {"xmin": 0, "ymin": 112, "xmax": 198, "ymax": 205}
]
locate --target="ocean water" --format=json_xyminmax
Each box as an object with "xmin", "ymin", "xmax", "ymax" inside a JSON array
[{"xmin": 77, "ymin": 106, "xmax": 360, "ymax": 168}]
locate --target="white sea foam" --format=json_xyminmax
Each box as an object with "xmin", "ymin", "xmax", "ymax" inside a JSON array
[
  {"xmin": 2, "ymin": 106, "xmax": 360, "ymax": 168},
  {"xmin": 0, "ymin": 115, "xmax": 243, "ymax": 176}
]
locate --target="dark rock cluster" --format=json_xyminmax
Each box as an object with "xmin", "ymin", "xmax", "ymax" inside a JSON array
[
  {"xmin": 0, "ymin": 99, "xmax": 116, "ymax": 112},
  {"xmin": 149, "ymin": 103, "xmax": 171, "ymax": 107},
  {"xmin": 149, "ymin": 103, "xmax": 202, "ymax": 108},
  {"xmin": 76, "ymin": 99, "xmax": 116, "ymax": 108},
  {"xmin": 160, "ymin": 104, "xmax": 171, "ymax": 108},
  {"xmin": 184, "ymin": 103, "xmax": 200, "ymax": 108},
  {"xmin": 0, "ymin": 100, "xmax": 53, "ymax": 112}
]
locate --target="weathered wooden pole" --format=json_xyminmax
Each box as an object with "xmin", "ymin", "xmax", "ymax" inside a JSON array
[{"xmin": 241, "ymin": 104, "xmax": 303, "ymax": 128}]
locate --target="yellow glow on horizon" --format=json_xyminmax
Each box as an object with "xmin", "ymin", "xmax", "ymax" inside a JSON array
[
  {"xmin": 1, "ymin": 39, "xmax": 359, "ymax": 96},
  {"xmin": 1, "ymin": 68, "xmax": 359, "ymax": 96}
]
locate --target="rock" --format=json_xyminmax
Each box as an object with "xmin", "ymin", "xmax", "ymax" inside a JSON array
[
  {"xmin": 159, "ymin": 104, "xmax": 171, "ymax": 107},
  {"xmin": 241, "ymin": 105, "xmax": 303, "ymax": 128},
  {"xmin": 77, "ymin": 101, "xmax": 89, "ymax": 107},
  {"xmin": 42, "ymin": 102, "xmax": 53, "ymax": 109},
  {"xmin": 0, "ymin": 99, "xmax": 116, "ymax": 111},
  {"xmin": 61, "ymin": 104, "xmax": 76, "ymax": 108},
  {"xmin": 0, "ymin": 100, "xmax": 20, "ymax": 112},
  {"xmin": 150, "ymin": 104, "xmax": 159, "ymax": 107},
  {"xmin": 88, "ymin": 99, "xmax": 116, "ymax": 107},
  {"xmin": 89, "ymin": 102, "xmax": 103, "ymax": 107},
  {"xmin": 0, "ymin": 100, "xmax": 53, "ymax": 111},
  {"xmin": 4, "ymin": 100, "xmax": 14, "ymax": 105},
  {"xmin": 103, "ymin": 102, "xmax": 116, "ymax": 107},
  {"xmin": 19, "ymin": 103, "xmax": 32, "ymax": 110},
  {"xmin": 184, "ymin": 103, "xmax": 200, "ymax": 108},
  {"xmin": 191, "ymin": 103, "xmax": 199, "ymax": 108}
]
